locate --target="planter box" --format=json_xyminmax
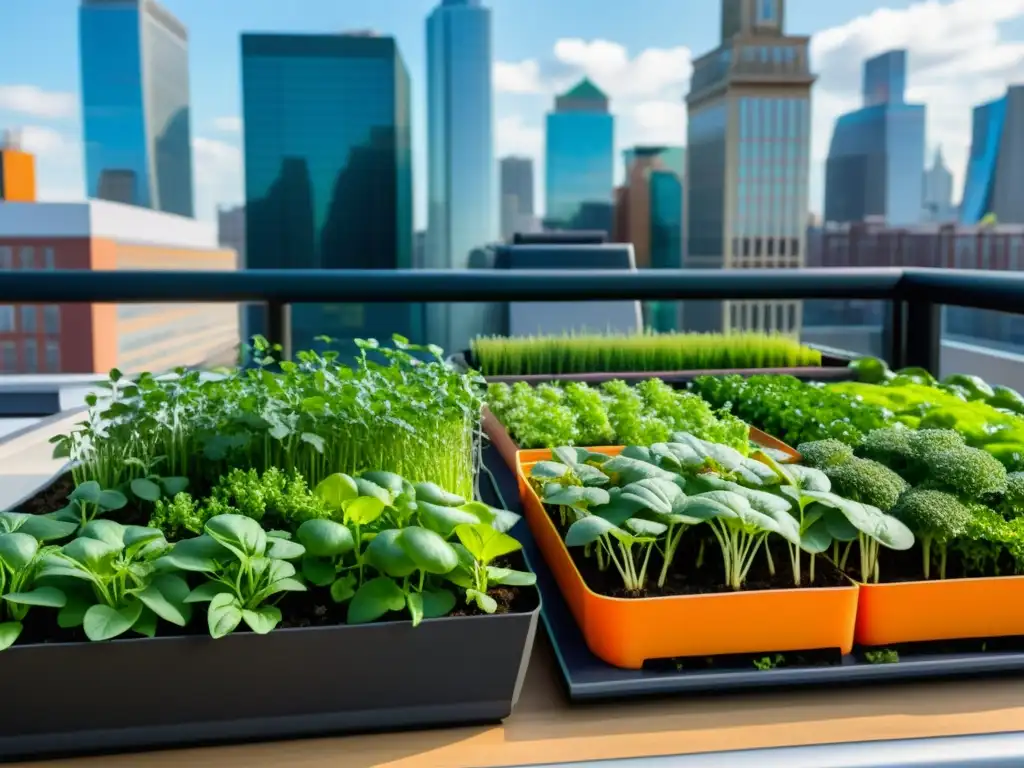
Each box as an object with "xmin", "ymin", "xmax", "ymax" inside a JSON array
[
  {"xmin": 453, "ymin": 350, "xmax": 856, "ymax": 387},
  {"xmin": 856, "ymin": 576, "xmax": 1024, "ymax": 646},
  {"xmin": 0, "ymin": 476, "xmax": 541, "ymax": 760},
  {"xmin": 516, "ymin": 447, "xmax": 858, "ymax": 670},
  {"xmin": 483, "ymin": 406, "xmax": 800, "ymax": 476}
]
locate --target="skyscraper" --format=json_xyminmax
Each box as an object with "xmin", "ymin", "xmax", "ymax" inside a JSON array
[
  {"xmin": 545, "ymin": 78, "xmax": 615, "ymax": 234},
  {"xmin": 685, "ymin": 0, "xmax": 815, "ymax": 333},
  {"xmin": 79, "ymin": 0, "xmax": 194, "ymax": 217},
  {"xmin": 241, "ymin": 33, "xmax": 417, "ymax": 353},
  {"xmin": 923, "ymin": 146, "xmax": 956, "ymax": 223},
  {"xmin": 426, "ymin": 0, "xmax": 495, "ymax": 353},
  {"xmin": 824, "ymin": 50, "xmax": 925, "ymax": 226},
  {"xmin": 500, "ymin": 156, "xmax": 536, "ymax": 241},
  {"xmin": 960, "ymin": 85, "xmax": 1024, "ymax": 225}
]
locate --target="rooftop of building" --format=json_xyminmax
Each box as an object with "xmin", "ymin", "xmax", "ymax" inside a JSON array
[
  {"xmin": 0, "ymin": 198, "xmax": 219, "ymax": 249},
  {"xmin": 559, "ymin": 77, "xmax": 608, "ymax": 102}
]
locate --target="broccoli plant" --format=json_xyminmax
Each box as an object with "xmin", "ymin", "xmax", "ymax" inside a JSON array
[
  {"xmin": 891, "ymin": 489, "xmax": 971, "ymax": 579},
  {"xmin": 1002, "ymin": 472, "xmax": 1024, "ymax": 519},
  {"xmin": 796, "ymin": 439, "xmax": 855, "ymax": 470},
  {"xmin": 158, "ymin": 514, "xmax": 306, "ymax": 637},
  {"xmin": 823, "ymin": 457, "xmax": 909, "ymax": 512},
  {"xmin": 37, "ymin": 520, "xmax": 190, "ymax": 641}
]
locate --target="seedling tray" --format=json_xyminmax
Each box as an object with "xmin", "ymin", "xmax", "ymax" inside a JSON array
[
  {"xmin": 0, "ymin": 473, "xmax": 541, "ymax": 760},
  {"xmin": 479, "ymin": 447, "xmax": 1024, "ymax": 701}
]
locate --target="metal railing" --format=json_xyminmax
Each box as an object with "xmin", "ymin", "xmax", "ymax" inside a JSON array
[{"xmin": 3, "ymin": 267, "xmax": 1024, "ymax": 374}]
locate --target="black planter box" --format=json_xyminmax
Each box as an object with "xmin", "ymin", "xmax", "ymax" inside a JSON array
[{"xmin": 1, "ymin": 476, "xmax": 541, "ymax": 760}]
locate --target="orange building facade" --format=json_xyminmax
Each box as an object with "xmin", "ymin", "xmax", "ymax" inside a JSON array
[{"xmin": 0, "ymin": 201, "xmax": 239, "ymax": 375}]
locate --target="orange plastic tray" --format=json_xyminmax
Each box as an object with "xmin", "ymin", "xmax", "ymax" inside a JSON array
[
  {"xmin": 856, "ymin": 576, "xmax": 1024, "ymax": 646},
  {"xmin": 517, "ymin": 447, "xmax": 859, "ymax": 669}
]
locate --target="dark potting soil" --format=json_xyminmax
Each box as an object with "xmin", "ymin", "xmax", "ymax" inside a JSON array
[
  {"xmin": 545, "ymin": 504, "xmax": 849, "ymax": 598},
  {"xmin": 8, "ymin": 476, "xmax": 536, "ymax": 648}
]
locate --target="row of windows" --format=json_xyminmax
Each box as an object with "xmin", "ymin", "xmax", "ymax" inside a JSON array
[
  {"xmin": 738, "ymin": 45, "xmax": 798, "ymax": 67},
  {"xmin": 0, "ymin": 245, "xmax": 57, "ymax": 270},
  {"xmin": 739, "ymin": 97, "xmax": 810, "ymax": 140},
  {"xmin": 738, "ymin": 142, "xmax": 809, "ymax": 175},
  {"xmin": 731, "ymin": 236, "xmax": 802, "ymax": 259},
  {"xmin": 0, "ymin": 305, "xmax": 61, "ymax": 334},
  {"xmin": 0, "ymin": 338, "xmax": 61, "ymax": 373},
  {"xmin": 729, "ymin": 301, "xmax": 798, "ymax": 335}
]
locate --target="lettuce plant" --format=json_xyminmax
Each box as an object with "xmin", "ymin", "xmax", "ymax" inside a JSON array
[
  {"xmin": 158, "ymin": 514, "xmax": 306, "ymax": 638},
  {"xmin": 37, "ymin": 520, "xmax": 191, "ymax": 641}
]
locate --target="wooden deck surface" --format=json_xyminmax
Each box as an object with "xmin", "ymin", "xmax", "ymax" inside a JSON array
[{"xmin": 21, "ymin": 632, "xmax": 1024, "ymax": 768}]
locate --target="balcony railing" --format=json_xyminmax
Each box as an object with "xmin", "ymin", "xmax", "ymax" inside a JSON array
[{"xmin": 2, "ymin": 267, "xmax": 1024, "ymax": 374}]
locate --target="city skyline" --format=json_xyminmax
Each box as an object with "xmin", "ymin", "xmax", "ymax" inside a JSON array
[{"xmin": 0, "ymin": 0, "xmax": 1021, "ymax": 225}]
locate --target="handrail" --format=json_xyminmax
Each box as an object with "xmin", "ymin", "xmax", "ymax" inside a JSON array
[{"xmin": 1, "ymin": 267, "xmax": 1023, "ymax": 373}]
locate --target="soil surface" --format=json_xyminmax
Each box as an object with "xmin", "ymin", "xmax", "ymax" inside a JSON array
[{"xmin": 9, "ymin": 477, "xmax": 536, "ymax": 647}]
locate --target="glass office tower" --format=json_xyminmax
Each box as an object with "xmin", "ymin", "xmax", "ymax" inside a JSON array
[
  {"xmin": 545, "ymin": 78, "xmax": 615, "ymax": 233},
  {"xmin": 824, "ymin": 49, "xmax": 925, "ymax": 226},
  {"xmin": 79, "ymin": 0, "xmax": 194, "ymax": 217},
  {"xmin": 426, "ymin": 0, "xmax": 496, "ymax": 353},
  {"xmin": 960, "ymin": 85, "xmax": 1024, "ymax": 225},
  {"xmin": 241, "ymin": 33, "xmax": 417, "ymax": 354}
]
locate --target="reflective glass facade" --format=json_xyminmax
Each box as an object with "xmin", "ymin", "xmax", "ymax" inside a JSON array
[
  {"xmin": 241, "ymin": 34, "xmax": 417, "ymax": 354},
  {"xmin": 685, "ymin": 103, "xmax": 727, "ymax": 259},
  {"xmin": 863, "ymin": 50, "xmax": 907, "ymax": 108},
  {"xmin": 960, "ymin": 96, "xmax": 1007, "ymax": 224},
  {"xmin": 545, "ymin": 111, "xmax": 614, "ymax": 232},
  {"xmin": 79, "ymin": 0, "xmax": 194, "ymax": 216},
  {"xmin": 648, "ymin": 169, "xmax": 684, "ymax": 332},
  {"xmin": 426, "ymin": 0, "xmax": 495, "ymax": 352}
]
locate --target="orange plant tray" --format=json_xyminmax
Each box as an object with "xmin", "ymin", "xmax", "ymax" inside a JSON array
[
  {"xmin": 517, "ymin": 446, "xmax": 858, "ymax": 670},
  {"xmin": 856, "ymin": 576, "xmax": 1024, "ymax": 646}
]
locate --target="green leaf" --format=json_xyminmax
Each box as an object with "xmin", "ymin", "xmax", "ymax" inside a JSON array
[
  {"xmin": 406, "ymin": 592, "xmax": 424, "ymax": 627},
  {"xmin": 184, "ymin": 580, "xmax": 232, "ymax": 603},
  {"xmin": 0, "ymin": 621, "xmax": 23, "ymax": 651},
  {"xmin": 131, "ymin": 478, "xmax": 162, "ymax": 502},
  {"xmin": 354, "ymin": 478, "xmax": 392, "ymax": 506},
  {"xmin": 360, "ymin": 471, "xmax": 407, "ymax": 497},
  {"xmin": 417, "ymin": 501, "xmax": 481, "ymax": 536},
  {"xmin": 542, "ymin": 485, "xmax": 611, "ymax": 509},
  {"xmin": 785, "ymin": 465, "xmax": 832, "ymax": 492},
  {"xmin": 206, "ymin": 514, "xmax": 267, "ymax": 559},
  {"xmin": 564, "ymin": 515, "xmax": 620, "ymax": 547},
  {"xmin": 413, "ymin": 482, "xmax": 466, "ymax": 507},
  {"xmin": 343, "ymin": 496, "xmax": 387, "ymax": 527},
  {"xmin": 296, "ymin": 519, "xmax": 354, "ymax": 558},
  {"xmin": 242, "ymin": 605, "xmax": 282, "ymax": 634},
  {"xmin": 61, "ymin": 537, "xmax": 119, "ymax": 571},
  {"xmin": 330, "ymin": 573, "xmax": 357, "ymax": 603},
  {"xmin": 263, "ymin": 577, "xmax": 306, "ymax": 598},
  {"xmin": 158, "ymin": 535, "xmax": 226, "ymax": 572},
  {"xmin": 458, "ymin": 501, "xmax": 520, "ymax": 533},
  {"xmin": 801, "ymin": 517, "xmax": 833, "ymax": 554},
  {"xmin": 134, "ymin": 608, "xmax": 157, "ymax": 638},
  {"xmin": 486, "ymin": 566, "xmax": 537, "ymax": 586},
  {"xmin": 57, "ymin": 595, "xmax": 89, "ymax": 627},
  {"xmin": 301, "ymin": 556, "xmax": 338, "ymax": 586},
  {"xmin": 4, "ymin": 586, "xmax": 66, "ymax": 608},
  {"xmin": 530, "ymin": 461, "xmax": 570, "ymax": 480},
  {"xmin": 70, "ymin": 481, "xmax": 102, "ymax": 505},
  {"xmin": 266, "ymin": 537, "xmax": 305, "ymax": 561},
  {"xmin": 0, "ymin": 532, "xmax": 39, "ymax": 571},
  {"xmin": 624, "ymin": 518, "xmax": 668, "ymax": 538},
  {"xmin": 13, "ymin": 515, "xmax": 77, "ymax": 542},
  {"xmin": 421, "ymin": 588, "xmax": 457, "ymax": 618},
  {"xmin": 137, "ymin": 574, "xmax": 192, "ymax": 626},
  {"xmin": 299, "ymin": 432, "xmax": 326, "ymax": 453},
  {"xmin": 453, "ymin": 523, "xmax": 522, "ymax": 565},
  {"xmin": 804, "ymin": 493, "xmax": 915, "ymax": 551},
  {"xmin": 619, "ymin": 478, "xmax": 685, "ymax": 516},
  {"xmin": 466, "ymin": 588, "xmax": 498, "ymax": 614},
  {"xmin": 207, "ymin": 592, "xmax": 243, "ymax": 638},
  {"xmin": 820, "ymin": 505, "xmax": 859, "ymax": 542},
  {"xmin": 83, "ymin": 601, "xmax": 144, "ymax": 641},
  {"xmin": 98, "ymin": 489, "xmax": 128, "ymax": 511},
  {"xmin": 347, "ymin": 576, "xmax": 405, "ymax": 624},
  {"xmin": 365, "ymin": 529, "xmax": 417, "ymax": 578},
  {"xmin": 315, "ymin": 473, "xmax": 359, "ymax": 509},
  {"xmin": 602, "ymin": 455, "xmax": 677, "ymax": 484},
  {"xmin": 79, "ymin": 519, "xmax": 126, "ymax": 548},
  {"xmin": 398, "ymin": 527, "xmax": 459, "ymax": 574},
  {"xmin": 651, "ymin": 441, "xmax": 705, "ymax": 469},
  {"xmin": 160, "ymin": 476, "xmax": 190, "ymax": 497}
]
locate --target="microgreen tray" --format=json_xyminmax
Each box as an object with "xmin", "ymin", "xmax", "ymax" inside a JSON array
[{"xmin": 479, "ymin": 446, "xmax": 1024, "ymax": 700}]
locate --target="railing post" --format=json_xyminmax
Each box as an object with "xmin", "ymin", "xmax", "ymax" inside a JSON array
[
  {"xmin": 903, "ymin": 299, "xmax": 941, "ymax": 374},
  {"xmin": 885, "ymin": 299, "xmax": 905, "ymax": 369},
  {"xmin": 266, "ymin": 301, "xmax": 292, "ymax": 361}
]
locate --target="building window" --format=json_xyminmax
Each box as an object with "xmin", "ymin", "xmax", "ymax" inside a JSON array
[
  {"xmin": 19, "ymin": 246, "xmax": 34, "ymax": 269},
  {"xmin": 45, "ymin": 340, "xmax": 60, "ymax": 372},
  {"xmin": 43, "ymin": 305, "xmax": 61, "ymax": 335},
  {"xmin": 0, "ymin": 306, "xmax": 13, "ymax": 332},
  {"xmin": 0, "ymin": 246, "xmax": 11, "ymax": 270},
  {"xmin": 20, "ymin": 305, "xmax": 37, "ymax": 333},
  {"xmin": 23, "ymin": 338, "xmax": 38, "ymax": 372},
  {"xmin": 43, "ymin": 247, "xmax": 56, "ymax": 270},
  {"xmin": 757, "ymin": 0, "xmax": 778, "ymax": 24},
  {"xmin": 0, "ymin": 341, "xmax": 15, "ymax": 372}
]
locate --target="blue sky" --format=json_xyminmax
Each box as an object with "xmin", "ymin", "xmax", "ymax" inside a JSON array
[{"xmin": 0, "ymin": 0, "xmax": 1022, "ymax": 226}]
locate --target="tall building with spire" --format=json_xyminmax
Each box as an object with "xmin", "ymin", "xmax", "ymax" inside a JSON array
[
  {"xmin": 923, "ymin": 146, "xmax": 956, "ymax": 223},
  {"xmin": 684, "ymin": 0, "xmax": 815, "ymax": 333},
  {"xmin": 426, "ymin": 0, "xmax": 496, "ymax": 352}
]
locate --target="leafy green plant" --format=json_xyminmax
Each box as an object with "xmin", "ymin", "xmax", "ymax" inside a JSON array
[
  {"xmin": 445, "ymin": 523, "xmax": 536, "ymax": 613},
  {"xmin": 36, "ymin": 520, "xmax": 190, "ymax": 641},
  {"xmin": 52, "ymin": 481, "xmax": 128, "ymax": 527},
  {"xmin": 158, "ymin": 514, "xmax": 306, "ymax": 638},
  {"xmin": 122, "ymin": 456, "xmax": 189, "ymax": 504},
  {"xmin": 753, "ymin": 654, "xmax": 785, "ymax": 670},
  {"xmin": 864, "ymin": 649, "xmax": 899, "ymax": 664},
  {"xmin": 472, "ymin": 331, "xmax": 821, "ymax": 376}
]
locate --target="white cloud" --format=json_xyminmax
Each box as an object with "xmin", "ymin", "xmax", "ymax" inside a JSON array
[
  {"xmin": 17, "ymin": 125, "xmax": 71, "ymax": 155},
  {"xmin": 495, "ymin": 0, "xmax": 1024, "ymax": 214},
  {"xmin": 213, "ymin": 116, "xmax": 242, "ymax": 133},
  {"xmin": 0, "ymin": 85, "xmax": 76, "ymax": 119},
  {"xmin": 496, "ymin": 114, "xmax": 543, "ymax": 158},
  {"xmin": 192, "ymin": 136, "xmax": 243, "ymax": 221}
]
